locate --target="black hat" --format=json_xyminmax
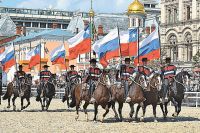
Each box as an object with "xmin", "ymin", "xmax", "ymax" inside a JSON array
[
  {"xmin": 142, "ymin": 58, "xmax": 148, "ymax": 62},
  {"xmin": 166, "ymin": 57, "xmax": 171, "ymax": 62},
  {"xmin": 90, "ymin": 58, "xmax": 97, "ymax": 63},
  {"xmin": 125, "ymin": 58, "xmax": 131, "ymax": 62},
  {"xmin": 43, "ymin": 65, "xmax": 50, "ymax": 68},
  {"xmin": 19, "ymin": 65, "xmax": 23, "ymax": 68},
  {"xmin": 70, "ymin": 65, "xmax": 76, "ymax": 68}
]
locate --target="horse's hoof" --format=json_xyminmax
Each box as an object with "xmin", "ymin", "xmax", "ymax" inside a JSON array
[
  {"xmin": 75, "ymin": 115, "xmax": 79, "ymax": 121},
  {"xmin": 13, "ymin": 106, "xmax": 16, "ymax": 111},
  {"xmin": 93, "ymin": 120, "xmax": 97, "ymax": 123},
  {"xmin": 100, "ymin": 117, "xmax": 104, "ymax": 123},
  {"xmin": 154, "ymin": 119, "xmax": 158, "ymax": 122},
  {"xmin": 7, "ymin": 106, "xmax": 11, "ymax": 109},
  {"xmin": 140, "ymin": 117, "xmax": 144, "ymax": 122},
  {"xmin": 172, "ymin": 112, "xmax": 178, "ymax": 117}
]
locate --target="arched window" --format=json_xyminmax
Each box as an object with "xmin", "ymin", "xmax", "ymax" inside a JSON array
[
  {"xmin": 168, "ymin": 35, "xmax": 178, "ymax": 61},
  {"xmin": 185, "ymin": 32, "xmax": 193, "ymax": 61}
]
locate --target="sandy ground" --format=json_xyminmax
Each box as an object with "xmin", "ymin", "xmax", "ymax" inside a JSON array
[{"xmin": 0, "ymin": 98, "xmax": 200, "ymax": 133}]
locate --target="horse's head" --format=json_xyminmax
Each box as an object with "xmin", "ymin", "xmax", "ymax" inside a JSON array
[
  {"xmin": 181, "ymin": 70, "xmax": 191, "ymax": 87},
  {"xmin": 25, "ymin": 74, "xmax": 32, "ymax": 84},
  {"xmin": 149, "ymin": 73, "xmax": 162, "ymax": 91},
  {"xmin": 134, "ymin": 73, "xmax": 147, "ymax": 88},
  {"xmin": 98, "ymin": 70, "xmax": 111, "ymax": 87}
]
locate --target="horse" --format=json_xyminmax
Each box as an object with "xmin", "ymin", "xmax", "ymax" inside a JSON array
[
  {"xmin": 135, "ymin": 73, "xmax": 163, "ymax": 122},
  {"xmin": 108, "ymin": 68, "xmax": 125, "ymax": 122},
  {"xmin": 69, "ymin": 83, "xmax": 91, "ymax": 121},
  {"xmin": 128, "ymin": 72, "xmax": 147, "ymax": 121},
  {"xmin": 93, "ymin": 72, "xmax": 112, "ymax": 122},
  {"xmin": 38, "ymin": 74, "xmax": 56, "ymax": 111},
  {"xmin": 160, "ymin": 71, "xmax": 191, "ymax": 117},
  {"xmin": 62, "ymin": 74, "xmax": 82, "ymax": 109},
  {"xmin": 2, "ymin": 82, "xmax": 13, "ymax": 108},
  {"xmin": 11, "ymin": 74, "xmax": 32, "ymax": 111}
]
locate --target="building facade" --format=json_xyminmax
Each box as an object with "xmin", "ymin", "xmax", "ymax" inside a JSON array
[{"xmin": 160, "ymin": 0, "xmax": 200, "ymax": 68}]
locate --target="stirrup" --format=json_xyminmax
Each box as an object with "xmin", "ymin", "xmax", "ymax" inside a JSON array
[{"xmin": 125, "ymin": 97, "xmax": 131, "ymax": 103}]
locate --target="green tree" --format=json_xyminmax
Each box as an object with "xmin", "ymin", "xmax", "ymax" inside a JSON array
[{"xmin": 193, "ymin": 51, "xmax": 200, "ymax": 67}]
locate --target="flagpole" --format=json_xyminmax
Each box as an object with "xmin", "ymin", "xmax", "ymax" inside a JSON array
[
  {"xmin": 117, "ymin": 25, "xmax": 122, "ymax": 64},
  {"xmin": 12, "ymin": 42, "xmax": 18, "ymax": 72},
  {"xmin": 156, "ymin": 17, "xmax": 162, "ymax": 64},
  {"xmin": 137, "ymin": 27, "xmax": 140, "ymax": 64},
  {"xmin": 63, "ymin": 36, "xmax": 68, "ymax": 71},
  {"xmin": 39, "ymin": 38, "xmax": 42, "ymax": 82}
]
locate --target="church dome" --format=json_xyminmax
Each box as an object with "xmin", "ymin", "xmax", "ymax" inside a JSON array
[{"xmin": 127, "ymin": 0, "xmax": 146, "ymax": 15}]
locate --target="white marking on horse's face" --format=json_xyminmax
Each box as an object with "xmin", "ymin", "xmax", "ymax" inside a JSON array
[
  {"xmin": 157, "ymin": 76, "xmax": 162, "ymax": 91},
  {"xmin": 183, "ymin": 75, "xmax": 189, "ymax": 86},
  {"xmin": 141, "ymin": 75, "xmax": 147, "ymax": 88}
]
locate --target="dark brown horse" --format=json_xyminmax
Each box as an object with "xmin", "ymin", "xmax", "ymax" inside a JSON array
[
  {"xmin": 3, "ymin": 74, "xmax": 32, "ymax": 111},
  {"xmin": 128, "ymin": 73, "xmax": 146, "ymax": 120},
  {"xmin": 135, "ymin": 73, "xmax": 163, "ymax": 122},
  {"xmin": 160, "ymin": 71, "xmax": 191, "ymax": 117},
  {"xmin": 108, "ymin": 69, "xmax": 125, "ymax": 122},
  {"xmin": 69, "ymin": 83, "xmax": 90, "ymax": 121},
  {"xmin": 93, "ymin": 72, "xmax": 111, "ymax": 122}
]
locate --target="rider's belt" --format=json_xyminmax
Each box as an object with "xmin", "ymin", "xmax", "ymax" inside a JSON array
[
  {"xmin": 90, "ymin": 74, "xmax": 100, "ymax": 77},
  {"xmin": 41, "ymin": 76, "xmax": 50, "ymax": 78},
  {"xmin": 122, "ymin": 73, "xmax": 130, "ymax": 76},
  {"xmin": 164, "ymin": 71, "xmax": 175, "ymax": 75}
]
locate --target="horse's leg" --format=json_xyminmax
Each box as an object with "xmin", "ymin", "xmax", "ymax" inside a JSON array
[
  {"xmin": 177, "ymin": 101, "xmax": 182, "ymax": 116},
  {"xmin": 24, "ymin": 97, "xmax": 30, "ymax": 109},
  {"xmin": 112, "ymin": 102, "xmax": 119, "ymax": 120},
  {"xmin": 164, "ymin": 102, "xmax": 168, "ymax": 116},
  {"xmin": 118, "ymin": 102, "xmax": 123, "ymax": 122},
  {"xmin": 171, "ymin": 99, "xmax": 179, "ymax": 117},
  {"xmin": 7, "ymin": 97, "xmax": 11, "ymax": 108},
  {"xmin": 83, "ymin": 102, "xmax": 89, "ymax": 122},
  {"xmin": 43, "ymin": 97, "xmax": 46, "ymax": 110},
  {"xmin": 39, "ymin": 98, "xmax": 44, "ymax": 111},
  {"xmin": 66, "ymin": 97, "xmax": 70, "ymax": 109},
  {"xmin": 153, "ymin": 104, "xmax": 158, "ymax": 122},
  {"xmin": 75, "ymin": 101, "xmax": 80, "ymax": 121},
  {"xmin": 46, "ymin": 98, "xmax": 52, "ymax": 111},
  {"xmin": 135, "ymin": 104, "xmax": 141, "ymax": 121},
  {"xmin": 93, "ymin": 103, "xmax": 98, "ymax": 122},
  {"xmin": 140, "ymin": 104, "xmax": 146, "ymax": 122},
  {"xmin": 160, "ymin": 103, "xmax": 167, "ymax": 119},
  {"xmin": 21, "ymin": 97, "xmax": 24, "ymax": 110},
  {"xmin": 12, "ymin": 96, "xmax": 17, "ymax": 111},
  {"xmin": 101, "ymin": 104, "xmax": 110, "ymax": 123},
  {"xmin": 129, "ymin": 103, "xmax": 134, "ymax": 119}
]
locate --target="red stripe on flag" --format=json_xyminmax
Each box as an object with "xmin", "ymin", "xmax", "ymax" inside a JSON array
[
  {"xmin": 3, "ymin": 58, "xmax": 15, "ymax": 72},
  {"xmin": 29, "ymin": 54, "xmax": 40, "ymax": 68},
  {"xmin": 52, "ymin": 57, "xmax": 65, "ymax": 65},
  {"xmin": 69, "ymin": 38, "xmax": 91, "ymax": 60}
]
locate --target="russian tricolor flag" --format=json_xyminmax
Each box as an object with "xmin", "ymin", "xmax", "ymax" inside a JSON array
[
  {"xmin": 134, "ymin": 29, "xmax": 160, "ymax": 64},
  {"xmin": 26, "ymin": 44, "xmax": 41, "ymax": 68},
  {"xmin": 50, "ymin": 45, "xmax": 66, "ymax": 65},
  {"xmin": 0, "ymin": 45, "xmax": 15, "ymax": 72},
  {"xmin": 93, "ymin": 28, "xmax": 138, "ymax": 67},
  {"xmin": 68, "ymin": 25, "xmax": 91, "ymax": 60}
]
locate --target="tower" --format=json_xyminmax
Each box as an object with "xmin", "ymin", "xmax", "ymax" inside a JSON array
[{"xmin": 127, "ymin": 0, "xmax": 146, "ymax": 28}]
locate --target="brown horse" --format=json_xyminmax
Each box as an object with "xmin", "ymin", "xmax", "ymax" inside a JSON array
[
  {"xmin": 93, "ymin": 72, "xmax": 111, "ymax": 122},
  {"xmin": 108, "ymin": 69, "xmax": 125, "ymax": 122},
  {"xmin": 3, "ymin": 74, "xmax": 32, "ymax": 111},
  {"xmin": 69, "ymin": 83, "xmax": 90, "ymax": 121},
  {"xmin": 128, "ymin": 73, "xmax": 146, "ymax": 121},
  {"xmin": 135, "ymin": 73, "xmax": 163, "ymax": 122}
]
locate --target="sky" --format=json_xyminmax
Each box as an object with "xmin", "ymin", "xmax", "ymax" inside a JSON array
[{"xmin": 0, "ymin": 0, "xmax": 160, "ymax": 13}]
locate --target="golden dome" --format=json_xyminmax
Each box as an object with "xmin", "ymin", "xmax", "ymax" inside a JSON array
[
  {"xmin": 89, "ymin": 9, "xmax": 95, "ymax": 17},
  {"xmin": 127, "ymin": 0, "xmax": 145, "ymax": 15}
]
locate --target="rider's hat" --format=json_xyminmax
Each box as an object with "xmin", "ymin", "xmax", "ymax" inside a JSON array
[
  {"xmin": 125, "ymin": 58, "xmax": 131, "ymax": 62},
  {"xmin": 166, "ymin": 57, "xmax": 171, "ymax": 62},
  {"xmin": 142, "ymin": 58, "xmax": 148, "ymax": 62},
  {"xmin": 43, "ymin": 65, "xmax": 50, "ymax": 68},
  {"xmin": 19, "ymin": 65, "xmax": 23, "ymax": 68},
  {"xmin": 90, "ymin": 58, "xmax": 97, "ymax": 63},
  {"xmin": 69, "ymin": 65, "xmax": 76, "ymax": 68}
]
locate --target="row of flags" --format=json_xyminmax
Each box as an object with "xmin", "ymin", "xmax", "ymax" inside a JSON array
[{"xmin": 0, "ymin": 24, "xmax": 160, "ymax": 72}]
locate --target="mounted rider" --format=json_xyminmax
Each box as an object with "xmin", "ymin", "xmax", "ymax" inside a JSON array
[
  {"xmin": 137, "ymin": 58, "xmax": 154, "ymax": 85},
  {"xmin": 116, "ymin": 57, "xmax": 136, "ymax": 103},
  {"xmin": 36, "ymin": 65, "xmax": 52, "ymax": 101},
  {"xmin": 83, "ymin": 58, "xmax": 102, "ymax": 104},
  {"xmin": 161, "ymin": 57, "xmax": 177, "ymax": 101},
  {"xmin": 14, "ymin": 65, "xmax": 26, "ymax": 93},
  {"xmin": 66, "ymin": 65, "xmax": 79, "ymax": 98}
]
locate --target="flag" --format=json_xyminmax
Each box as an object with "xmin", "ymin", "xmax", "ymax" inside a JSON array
[
  {"xmin": 0, "ymin": 47, "xmax": 5, "ymax": 54},
  {"xmin": 0, "ymin": 45, "xmax": 15, "ymax": 71},
  {"xmin": 68, "ymin": 25, "xmax": 91, "ymax": 60},
  {"xmin": 93, "ymin": 28, "xmax": 138, "ymax": 67},
  {"xmin": 26, "ymin": 44, "xmax": 41, "ymax": 68},
  {"xmin": 50, "ymin": 45, "xmax": 66, "ymax": 65},
  {"xmin": 134, "ymin": 29, "xmax": 160, "ymax": 65}
]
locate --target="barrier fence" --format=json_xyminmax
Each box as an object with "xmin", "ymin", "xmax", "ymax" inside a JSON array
[{"xmin": 1, "ymin": 87, "xmax": 200, "ymax": 107}]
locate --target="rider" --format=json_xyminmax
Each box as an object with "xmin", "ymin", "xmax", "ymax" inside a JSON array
[
  {"xmin": 137, "ymin": 58, "xmax": 154, "ymax": 86},
  {"xmin": 161, "ymin": 57, "xmax": 177, "ymax": 102},
  {"xmin": 66, "ymin": 65, "xmax": 78, "ymax": 98},
  {"xmin": 84, "ymin": 59, "xmax": 102, "ymax": 104},
  {"xmin": 36, "ymin": 65, "xmax": 52, "ymax": 101},
  {"xmin": 116, "ymin": 58, "xmax": 135, "ymax": 103},
  {"xmin": 14, "ymin": 65, "xmax": 26, "ymax": 93}
]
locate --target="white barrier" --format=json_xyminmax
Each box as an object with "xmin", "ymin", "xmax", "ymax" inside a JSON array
[{"xmin": 184, "ymin": 92, "xmax": 200, "ymax": 107}]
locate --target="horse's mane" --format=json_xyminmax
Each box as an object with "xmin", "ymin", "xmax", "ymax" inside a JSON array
[{"xmin": 134, "ymin": 72, "xmax": 141, "ymax": 81}]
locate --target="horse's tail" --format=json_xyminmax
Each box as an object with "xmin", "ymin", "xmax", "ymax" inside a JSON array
[
  {"xmin": 69, "ymin": 86, "xmax": 76, "ymax": 108},
  {"xmin": 3, "ymin": 82, "xmax": 13, "ymax": 100}
]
